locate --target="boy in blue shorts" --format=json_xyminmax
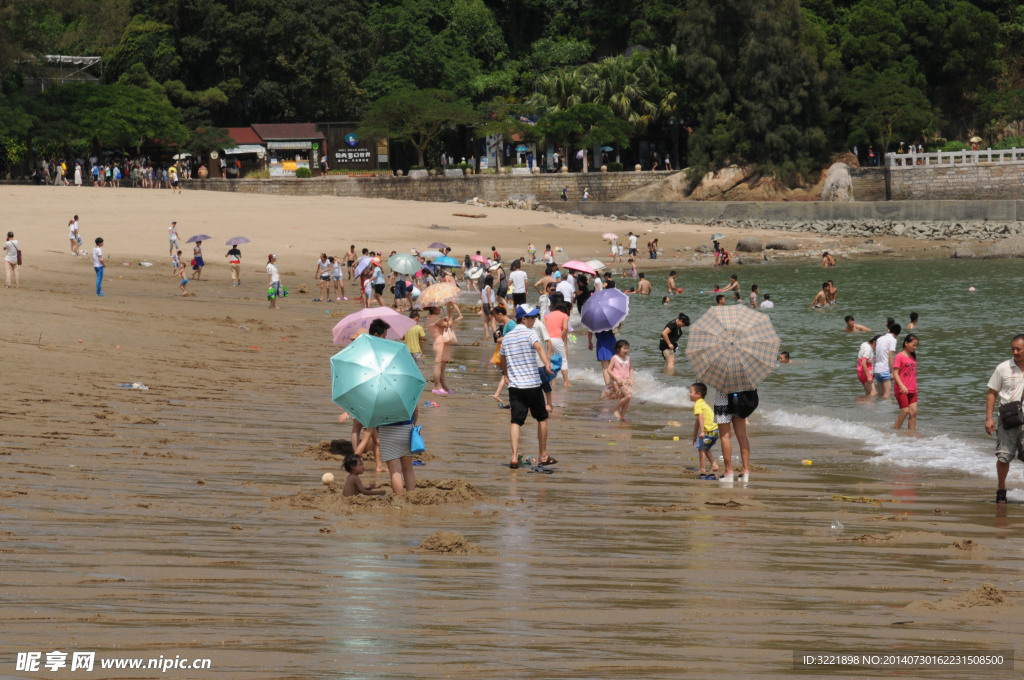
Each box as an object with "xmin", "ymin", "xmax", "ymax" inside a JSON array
[{"xmin": 690, "ymin": 382, "xmax": 721, "ymax": 479}]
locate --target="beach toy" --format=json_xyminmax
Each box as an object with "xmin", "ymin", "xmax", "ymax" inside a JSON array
[
  {"xmin": 802, "ymin": 459, "xmax": 812, "ymax": 465},
  {"xmin": 673, "ymin": 436, "xmax": 680, "ymax": 441},
  {"xmin": 322, "ymin": 472, "xmax": 334, "ymax": 485}
]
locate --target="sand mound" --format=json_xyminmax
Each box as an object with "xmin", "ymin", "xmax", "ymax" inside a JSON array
[
  {"xmin": 298, "ymin": 439, "xmax": 355, "ymax": 460},
  {"xmin": 271, "ymin": 478, "xmax": 486, "ymax": 514},
  {"xmin": 906, "ymin": 583, "xmax": 1014, "ymax": 611},
  {"xmin": 413, "ymin": 531, "xmax": 484, "ymax": 555}
]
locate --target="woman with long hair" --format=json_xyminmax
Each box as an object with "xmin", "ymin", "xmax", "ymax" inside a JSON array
[{"xmin": 893, "ymin": 334, "xmax": 919, "ymax": 430}]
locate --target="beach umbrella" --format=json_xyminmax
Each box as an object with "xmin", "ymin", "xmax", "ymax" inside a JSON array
[
  {"xmin": 602, "ymin": 232, "xmax": 618, "ymax": 241},
  {"xmin": 388, "ymin": 252, "xmax": 421, "ymax": 275},
  {"xmin": 585, "ymin": 259, "xmax": 606, "ymax": 271},
  {"xmin": 428, "ymin": 242, "xmax": 448, "ymax": 250},
  {"xmin": 421, "ymin": 249, "xmax": 444, "ymax": 260},
  {"xmin": 970, "ymin": 136, "xmax": 983, "ymax": 144},
  {"xmin": 562, "ymin": 260, "xmax": 597, "ymax": 275},
  {"xmin": 600, "ymin": 146, "xmax": 614, "ymax": 152},
  {"xmin": 432, "ymin": 255, "xmax": 461, "ymax": 268},
  {"xmin": 186, "ymin": 234, "xmax": 212, "ymax": 243},
  {"xmin": 576, "ymin": 150, "xmax": 585, "ymax": 159},
  {"xmin": 331, "ymin": 335, "xmax": 426, "ymax": 428},
  {"xmin": 354, "ymin": 256, "xmax": 374, "ymax": 277},
  {"xmin": 417, "ymin": 282, "xmax": 461, "ymax": 307},
  {"xmin": 332, "ymin": 307, "xmax": 417, "ymax": 346},
  {"xmin": 172, "ymin": 153, "xmax": 192, "ymax": 160},
  {"xmin": 470, "ymin": 254, "xmax": 489, "ymax": 264},
  {"xmin": 580, "ymin": 288, "xmax": 629, "ymax": 332},
  {"xmin": 515, "ymin": 144, "xmax": 530, "ymax": 152},
  {"xmin": 466, "ymin": 266, "xmax": 484, "ymax": 280},
  {"xmin": 685, "ymin": 305, "xmax": 780, "ymax": 394},
  {"xmin": 710, "ymin": 233, "xmax": 725, "ymax": 242},
  {"xmin": 225, "ymin": 236, "xmax": 250, "ymax": 246}
]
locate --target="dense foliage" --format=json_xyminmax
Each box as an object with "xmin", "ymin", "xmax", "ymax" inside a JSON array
[{"xmin": 1, "ymin": 0, "xmax": 1022, "ymax": 176}]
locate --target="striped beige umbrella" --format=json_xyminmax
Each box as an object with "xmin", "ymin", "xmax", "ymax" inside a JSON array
[
  {"xmin": 685, "ymin": 305, "xmax": 780, "ymax": 393},
  {"xmin": 417, "ymin": 282, "xmax": 461, "ymax": 307}
]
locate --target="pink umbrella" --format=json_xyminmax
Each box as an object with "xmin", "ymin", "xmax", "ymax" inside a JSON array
[
  {"xmin": 562, "ymin": 260, "xmax": 597, "ymax": 275},
  {"xmin": 332, "ymin": 308, "xmax": 417, "ymax": 346},
  {"xmin": 470, "ymin": 254, "xmax": 489, "ymax": 264}
]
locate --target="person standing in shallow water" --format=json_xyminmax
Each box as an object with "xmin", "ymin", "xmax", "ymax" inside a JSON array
[
  {"xmin": 985, "ymin": 334, "xmax": 1024, "ymax": 504},
  {"xmin": 892, "ymin": 334, "xmax": 919, "ymax": 430}
]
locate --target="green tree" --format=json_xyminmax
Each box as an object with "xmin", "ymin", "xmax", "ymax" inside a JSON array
[
  {"xmin": 844, "ymin": 64, "xmax": 937, "ymax": 154},
  {"xmin": 541, "ymin": 102, "xmax": 632, "ymax": 172},
  {"xmin": 357, "ymin": 88, "xmax": 476, "ymax": 167},
  {"xmin": 476, "ymin": 95, "xmax": 541, "ymax": 171}
]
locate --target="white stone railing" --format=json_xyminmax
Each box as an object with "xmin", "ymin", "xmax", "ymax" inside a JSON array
[{"xmin": 887, "ymin": 148, "xmax": 1024, "ymax": 168}]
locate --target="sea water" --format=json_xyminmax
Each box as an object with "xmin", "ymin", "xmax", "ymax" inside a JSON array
[{"xmin": 566, "ymin": 256, "xmax": 1024, "ymax": 485}]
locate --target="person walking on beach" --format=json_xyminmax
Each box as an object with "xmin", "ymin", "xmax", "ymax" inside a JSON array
[
  {"xmin": 659, "ymin": 313, "xmax": 690, "ymax": 371},
  {"xmin": 545, "ymin": 300, "xmax": 571, "ymax": 387},
  {"xmin": 330, "ymin": 256, "xmax": 346, "ymax": 301},
  {"xmin": 481, "ymin": 274, "xmax": 496, "ymax": 337},
  {"xmin": 501, "ymin": 305, "xmax": 555, "ymax": 469},
  {"xmin": 192, "ymin": 240, "xmax": 205, "ymax": 280},
  {"xmin": 69, "ymin": 216, "xmax": 80, "ymax": 256},
  {"xmin": 508, "ymin": 259, "xmax": 529, "ymax": 306},
  {"xmin": 874, "ymin": 323, "xmax": 900, "ymax": 398},
  {"xmin": 985, "ymin": 334, "xmax": 1024, "ymax": 504},
  {"xmin": 715, "ymin": 390, "xmax": 758, "ymax": 484},
  {"xmin": 691, "ymin": 383, "xmax": 723, "ymax": 479},
  {"xmin": 174, "ymin": 250, "xmax": 189, "ymax": 296},
  {"xmin": 226, "ymin": 243, "xmax": 242, "ymax": 286},
  {"xmin": 266, "ymin": 254, "xmax": 281, "ymax": 308},
  {"xmin": 893, "ymin": 334, "xmax": 919, "ymax": 430},
  {"xmin": 602, "ymin": 340, "xmax": 634, "ymax": 421},
  {"xmin": 858, "ymin": 335, "xmax": 880, "ymax": 396},
  {"xmin": 627, "ymin": 231, "xmax": 638, "ymax": 257},
  {"xmin": 313, "ymin": 253, "xmax": 331, "ymax": 302},
  {"xmin": 4, "ymin": 231, "xmax": 20, "ymax": 288},
  {"xmin": 92, "ymin": 237, "xmax": 105, "ymax": 296},
  {"xmin": 426, "ymin": 307, "xmax": 453, "ymax": 395}
]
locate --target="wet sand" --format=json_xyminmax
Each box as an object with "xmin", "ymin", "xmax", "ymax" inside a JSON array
[{"xmin": 1, "ymin": 186, "xmax": 1020, "ymax": 678}]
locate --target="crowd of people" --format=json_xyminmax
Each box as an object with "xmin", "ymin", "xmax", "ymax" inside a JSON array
[{"xmin": 31, "ymin": 156, "xmax": 188, "ymax": 191}]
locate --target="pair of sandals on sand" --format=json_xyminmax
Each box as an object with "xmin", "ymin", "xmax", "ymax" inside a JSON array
[{"xmin": 509, "ymin": 457, "xmax": 558, "ymax": 472}]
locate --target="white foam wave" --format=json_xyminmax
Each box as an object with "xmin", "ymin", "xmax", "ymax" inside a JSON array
[{"xmin": 572, "ymin": 367, "xmax": 1024, "ymax": 484}]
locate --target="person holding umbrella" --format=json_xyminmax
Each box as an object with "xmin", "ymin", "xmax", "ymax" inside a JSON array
[
  {"xmin": 500, "ymin": 305, "xmax": 556, "ymax": 469},
  {"xmin": 192, "ymin": 240, "xmax": 205, "ymax": 280},
  {"xmin": 226, "ymin": 242, "xmax": 243, "ymax": 286}
]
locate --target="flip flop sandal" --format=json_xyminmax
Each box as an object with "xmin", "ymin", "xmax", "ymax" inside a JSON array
[
  {"xmin": 508, "ymin": 461, "xmax": 519, "ymax": 470},
  {"xmin": 996, "ymin": 489, "xmax": 1007, "ymax": 503},
  {"xmin": 538, "ymin": 457, "xmax": 558, "ymax": 466},
  {"xmin": 412, "ymin": 460, "xmax": 425, "ymax": 466},
  {"xmin": 528, "ymin": 465, "xmax": 553, "ymax": 474},
  {"xmin": 706, "ymin": 474, "xmax": 717, "ymax": 481},
  {"xmin": 698, "ymin": 473, "xmax": 708, "ymax": 480}
]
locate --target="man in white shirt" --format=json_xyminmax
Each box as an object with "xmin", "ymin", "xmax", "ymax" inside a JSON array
[
  {"xmin": 759, "ymin": 293, "xmax": 774, "ymax": 309},
  {"xmin": 985, "ymin": 334, "xmax": 1024, "ymax": 504},
  {"xmin": 168, "ymin": 221, "xmax": 179, "ymax": 256},
  {"xmin": 508, "ymin": 259, "xmax": 529, "ymax": 306},
  {"xmin": 627, "ymin": 231, "xmax": 638, "ymax": 256},
  {"xmin": 266, "ymin": 254, "xmax": 281, "ymax": 308},
  {"xmin": 69, "ymin": 215, "xmax": 80, "ymax": 255},
  {"xmin": 92, "ymin": 237, "xmax": 105, "ymax": 296},
  {"xmin": 555, "ymin": 272, "xmax": 575, "ymax": 305},
  {"xmin": 873, "ymin": 323, "xmax": 900, "ymax": 398}
]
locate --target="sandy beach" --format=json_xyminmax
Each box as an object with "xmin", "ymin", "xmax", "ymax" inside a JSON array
[{"xmin": 2, "ymin": 185, "xmax": 1020, "ymax": 678}]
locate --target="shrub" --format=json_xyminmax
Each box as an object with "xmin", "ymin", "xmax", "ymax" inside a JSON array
[
  {"xmin": 938, "ymin": 141, "xmax": 969, "ymax": 152},
  {"xmin": 993, "ymin": 136, "xmax": 1024, "ymax": 150},
  {"xmin": 454, "ymin": 162, "xmax": 471, "ymax": 170},
  {"xmin": 607, "ymin": 162, "xmax": 623, "ymax": 172},
  {"xmin": 409, "ymin": 165, "xmax": 425, "ymax": 170},
  {"xmin": 295, "ymin": 167, "xmax": 312, "ymax": 178},
  {"xmin": 245, "ymin": 169, "xmax": 270, "ymax": 179}
]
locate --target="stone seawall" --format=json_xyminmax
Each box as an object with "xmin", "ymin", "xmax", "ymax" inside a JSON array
[
  {"xmin": 184, "ymin": 172, "xmax": 668, "ymax": 203},
  {"xmin": 889, "ymin": 163, "xmax": 1024, "ymax": 201}
]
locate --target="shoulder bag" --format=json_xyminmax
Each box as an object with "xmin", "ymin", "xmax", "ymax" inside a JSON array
[{"xmin": 999, "ymin": 370, "xmax": 1024, "ymax": 429}]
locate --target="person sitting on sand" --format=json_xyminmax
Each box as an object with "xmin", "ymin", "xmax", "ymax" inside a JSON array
[
  {"xmin": 341, "ymin": 455, "xmax": 386, "ymax": 497},
  {"xmin": 636, "ymin": 273, "xmax": 652, "ymax": 295},
  {"xmin": 844, "ymin": 315, "xmax": 871, "ymax": 333},
  {"xmin": 690, "ymin": 382, "xmax": 722, "ymax": 479},
  {"xmin": 810, "ymin": 282, "xmax": 829, "ymax": 309}
]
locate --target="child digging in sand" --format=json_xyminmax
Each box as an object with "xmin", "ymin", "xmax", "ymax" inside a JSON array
[
  {"xmin": 690, "ymin": 383, "xmax": 722, "ymax": 479},
  {"xmin": 341, "ymin": 454, "xmax": 386, "ymax": 497}
]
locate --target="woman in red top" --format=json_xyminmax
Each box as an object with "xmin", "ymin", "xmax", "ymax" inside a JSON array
[{"xmin": 893, "ymin": 334, "xmax": 919, "ymax": 430}]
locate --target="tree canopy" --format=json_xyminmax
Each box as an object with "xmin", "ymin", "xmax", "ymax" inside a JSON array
[{"xmin": 1, "ymin": 0, "xmax": 1022, "ymax": 175}]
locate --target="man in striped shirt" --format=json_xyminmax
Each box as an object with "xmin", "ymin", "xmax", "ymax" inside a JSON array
[{"xmin": 500, "ymin": 305, "xmax": 556, "ymax": 469}]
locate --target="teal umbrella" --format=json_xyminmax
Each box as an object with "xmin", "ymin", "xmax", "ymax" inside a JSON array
[
  {"xmin": 388, "ymin": 252, "xmax": 421, "ymax": 275},
  {"xmin": 331, "ymin": 335, "xmax": 426, "ymax": 428},
  {"xmin": 432, "ymin": 255, "xmax": 461, "ymax": 268}
]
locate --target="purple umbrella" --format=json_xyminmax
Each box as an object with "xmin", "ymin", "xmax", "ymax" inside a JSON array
[
  {"xmin": 332, "ymin": 308, "xmax": 417, "ymax": 346},
  {"xmin": 428, "ymin": 242, "xmax": 448, "ymax": 250},
  {"xmin": 186, "ymin": 234, "xmax": 212, "ymax": 243},
  {"xmin": 580, "ymin": 288, "xmax": 629, "ymax": 332},
  {"xmin": 353, "ymin": 256, "xmax": 375, "ymax": 277},
  {"xmin": 225, "ymin": 236, "xmax": 250, "ymax": 246}
]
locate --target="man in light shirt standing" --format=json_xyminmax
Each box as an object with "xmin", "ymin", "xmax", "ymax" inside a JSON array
[
  {"xmin": 873, "ymin": 323, "xmax": 900, "ymax": 398},
  {"xmin": 508, "ymin": 259, "xmax": 529, "ymax": 306},
  {"xmin": 986, "ymin": 335, "xmax": 1024, "ymax": 504}
]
